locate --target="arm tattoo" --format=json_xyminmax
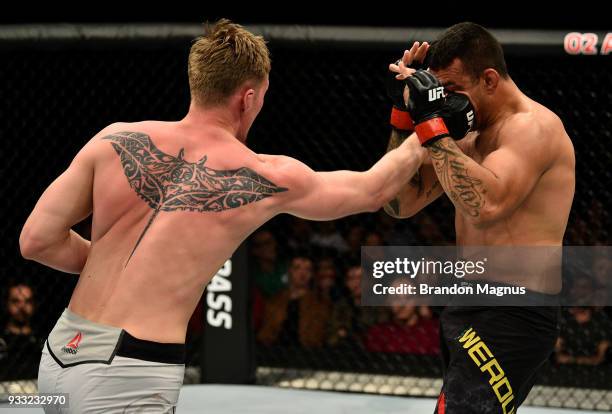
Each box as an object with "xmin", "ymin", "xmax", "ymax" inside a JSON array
[
  {"xmin": 384, "ymin": 199, "xmax": 401, "ymax": 217},
  {"xmin": 425, "ymin": 180, "xmax": 440, "ymax": 200},
  {"xmin": 385, "ymin": 129, "xmax": 412, "ymax": 215},
  {"xmin": 428, "ymin": 139, "xmax": 486, "ymax": 218},
  {"xmin": 409, "ymin": 168, "xmax": 424, "ymax": 196},
  {"xmin": 103, "ymin": 131, "xmax": 288, "ymax": 264}
]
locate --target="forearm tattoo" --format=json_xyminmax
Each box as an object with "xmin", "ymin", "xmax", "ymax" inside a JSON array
[
  {"xmin": 385, "ymin": 129, "xmax": 412, "ymax": 216},
  {"xmin": 425, "ymin": 180, "xmax": 440, "ymax": 200},
  {"xmin": 384, "ymin": 199, "xmax": 401, "ymax": 217},
  {"xmin": 409, "ymin": 168, "xmax": 424, "ymax": 196},
  {"xmin": 104, "ymin": 131, "xmax": 287, "ymax": 263},
  {"xmin": 428, "ymin": 139, "xmax": 486, "ymax": 218}
]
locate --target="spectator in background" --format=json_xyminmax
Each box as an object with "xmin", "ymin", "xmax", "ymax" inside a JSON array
[
  {"xmin": 251, "ymin": 286, "xmax": 265, "ymax": 333},
  {"xmin": 592, "ymin": 254, "xmax": 611, "ymax": 283},
  {"xmin": 363, "ymin": 230, "xmax": 384, "ymax": 246},
  {"xmin": 374, "ymin": 211, "xmax": 396, "ymax": 243},
  {"xmin": 310, "ymin": 221, "xmax": 349, "ymax": 254},
  {"xmin": 592, "ymin": 253, "xmax": 612, "ymax": 313},
  {"xmin": 415, "ymin": 212, "xmax": 449, "ymax": 245},
  {"xmin": 286, "ymin": 217, "xmax": 313, "ymax": 254},
  {"xmin": 555, "ymin": 307, "xmax": 611, "ymax": 366},
  {"xmin": 1, "ymin": 281, "xmax": 43, "ymax": 380},
  {"xmin": 365, "ymin": 296, "xmax": 439, "ymax": 355},
  {"xmin": 344, "ymin": 224, "xmax": 365, "ymax": 262},
  {"xmin": 361, "ymin": 230, "xmax": 387, "ymax": 265},
  {"xmin": 568, "ymin": 274, "xmax": 597, "ymax": 304},
  {"xmin": 385, "ymin": 220, "xmax": 421, "ymax": 246},
  {"xmin": 257, "ymin": 254, "xmax": 330, "ymax": 348},
  {"xmin": 328, "ymin": 265, "xmax": 389, "ymax": 348},
  {"xmin": 250, "ymin": 230, "xmax": 288, "ymax": 298},
  {"xmin": 314, "ymin": 257, "xmax": 341, "ymax": 301}
]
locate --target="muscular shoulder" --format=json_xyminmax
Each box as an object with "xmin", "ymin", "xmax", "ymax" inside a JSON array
[
  {"xmin": 90, "ymin": 120, "xmax": 186, "ymax": 157},
  {"xmin": 255, "ymin": 154, "xmax": 316, "ymax": 193},
  {"xmin": 504, "ymin": 102, "xmax": 566, "ymax": 141},
  {"xmin": 71, "ymin": 123, "xmax": 133, "ymax": 165},
  {"xmin": 93, "ymin": 121, "xmax": 167, "ymax": 143},
  {"xmin": 497, "ymin": 105, "xmax": 567, "ymax": 162},
  {"xmin": 79, "ymin": 122, "xmax": 130, "ymax": 150},
  {"xmin": 93, "ymin": 122, "xmax": 132, "ymax": 139},
  {"xmin": 64, "ymin": 123, "xmax": 127, "ymax": 166}
]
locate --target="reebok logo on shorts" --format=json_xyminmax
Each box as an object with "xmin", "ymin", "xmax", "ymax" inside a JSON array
[{"xmin": 62, "ymin": 331, "xmax": 83, "ymax": 355}]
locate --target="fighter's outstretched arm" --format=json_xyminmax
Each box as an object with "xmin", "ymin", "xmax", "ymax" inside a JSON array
[
  {"xmin": 383, "ymin": 130, "xmax": 444, "ymax": 218},
  {"xmin": 262, "ymin": 133, "xmax": 427, "ymax": 221}
]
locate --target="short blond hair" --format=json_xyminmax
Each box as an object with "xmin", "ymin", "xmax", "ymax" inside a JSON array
[{"xmin": 188, "ymin": 19, "xmax": 271, "ymax": 106}]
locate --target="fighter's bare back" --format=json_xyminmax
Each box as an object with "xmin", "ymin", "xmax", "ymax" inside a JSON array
[{"xmin": 68, "ymin": 121, "xmax": 290, "ymax": 343}]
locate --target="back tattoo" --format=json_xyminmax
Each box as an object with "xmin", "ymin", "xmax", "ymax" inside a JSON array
[{"xmin": 103, "ymin": 131, "xmax": 288, "ymax": 263}]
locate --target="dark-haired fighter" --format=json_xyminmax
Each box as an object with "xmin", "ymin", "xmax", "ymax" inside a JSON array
[{"xmin": 385, "ymin": 23, "xmax": 575, "ymax": 413}]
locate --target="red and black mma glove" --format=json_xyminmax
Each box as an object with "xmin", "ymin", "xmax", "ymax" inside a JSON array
[
  {"xmin": 442, "ymin": 93, "xmax": 477, "ymax": 140},
  {"xmin": 387, "ymin": 67, "xmax": 477, "ymax": 142},
  {"xmin": 386, "ymin": 69, "xmax": 414, "ymax": 133},
  {"xmin": 404, "ymin": 70, "xmax": 450, "ymax": 146},
  {"xmin": 385, "ymin": 58, "xmax": 427, "ymax": 134}
]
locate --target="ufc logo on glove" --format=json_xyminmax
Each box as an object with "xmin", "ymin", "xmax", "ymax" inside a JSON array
[{"xmin": 428, "ymin": 87, "xmax": 445, "ymax": 102}]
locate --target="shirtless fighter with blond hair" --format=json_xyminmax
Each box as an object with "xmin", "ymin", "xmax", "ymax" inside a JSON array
[{"xmin": 18, "ymin": 20, "xmax": 433, "ymax": 413}]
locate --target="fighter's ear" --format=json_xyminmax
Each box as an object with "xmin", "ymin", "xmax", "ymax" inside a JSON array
[
  {"xmin": 241, "ymin": 88, "xmax": 256, "ymax": 112},
  {"xmin": 482, "ymin": 68, "xmax": 500, "ymax": 93}
]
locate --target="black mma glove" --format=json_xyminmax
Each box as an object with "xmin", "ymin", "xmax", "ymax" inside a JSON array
[
  {"xmin": 404, "ymin": 70, "xmax": 449, "ymax": 146},
  {"xmin": 386, "ymin": 57, "xmax": 428, "ymax": 133},
  {"xmin": 442, "ymin": 93, "xmax": 476, "ymax": 140}
]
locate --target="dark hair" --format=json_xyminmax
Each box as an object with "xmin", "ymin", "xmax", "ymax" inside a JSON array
[
  {"xmin": 428, "ymin": 22, "xmax": 508, "ymax": 79},
  {"xmin": 289, "ymin": 250, "xmax": 313, "ymax": 265},
  {"xmin": 4, "ymin": 278, "xmax": 34, "ymax": 308}
]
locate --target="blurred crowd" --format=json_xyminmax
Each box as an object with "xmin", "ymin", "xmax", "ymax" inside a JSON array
[
  {"xmin": 2, "ymin": 210, "xmax": 611, "ymax": 382},
  {"xmin": 245, "ymin": 213, "xmax": 612, "ymax": 366}
]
